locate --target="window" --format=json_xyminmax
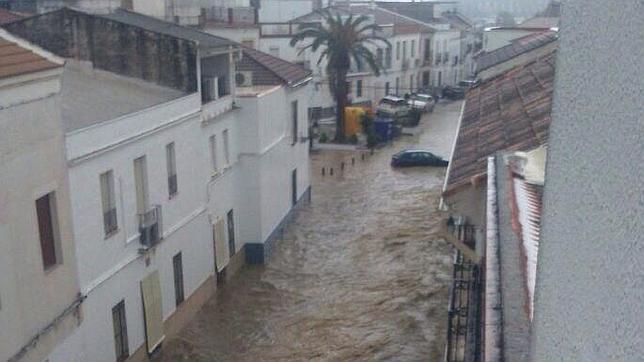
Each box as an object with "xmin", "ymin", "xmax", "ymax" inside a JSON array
[
  {"xmin": 424, "ymin": 39, "xmax": 430, "ymax": 60},
  {"xmin": 356, "ymin": 80, "xmax": 363, "ymax": 97},
  {"xmin": 402, "ymin": 41, "xmax": 407, "ymax": 60},
  {"xmin": 173, "ymin": 253, "xmax": 185, "ymax": 306},
  {"xmin": 411, "ymin": 40, "xmax": 416, "ymax": 57},
  {"xmin": 376, "ymin": 48, "xmax": 383, "ymax": 67},
  {"xmin": 396, "ymin": 41, "xmax": 400, "ymax": 60},
  {"xmin": 209, "ymin": 135, "xmax": 218, "ymax": 173},
  {"xmin": 438, "ymin": 71, "xmax": 442, "ymax": 86},
  {"xmin": 201, "ymin": 76, "xmax": 218, "ymax": 103},
  {"xmin": 410, "ymin": 75, "xmax": 414, "ymax": 92},
  {"xmin": 227, "ymin": 209, "xmax": 235, "ymax": 257},
  {"xmin": 291, "ymin": 100, "xmax": 298, "ymax": 145},
  {"xmin": 385, "ymin": 47, "xmax": 392, "ymax": 69},
  {"xmin": 223, "ymin": 129, "xmax": 230, "ymax": 166},
  {"xmin": 112, "ymin": 300, "xmax": 129, "ymax": 362},
  {"xmin": 133, "ymin": 156, "xmax": 149, "ymax": 214},
  {"xmin": 395, "ymin": 77, "xmax": 399, "ymax": 95},
  {"xmin": 121, "ymin": 0, "xmax": 133, "ymax": 10},
  {"xmin": 385, "ymin": 82, "xmax": 390, "ymax": 95},
  {"xmin": 422, "ymin": 71, "xmax": 430, "ymax": 87},
  {"xmin": 291, "ymin": 169, "xmax": 297, "ymax": 207},
  {"xmin": 269, "ymin": 46, "xmax": 279, "ymax": 58},
  {"xmin": 166, "ymin": 143, "xmax": 178, "ymax": 197},
  {"xmin": 100, "ymin": 170, "xmax": 118, "ymax": 236},
  {"xmin": 36, "ymin": 192, "xmax": 60, "ymax": 269}
]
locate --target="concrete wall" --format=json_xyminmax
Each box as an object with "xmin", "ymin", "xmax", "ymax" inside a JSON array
[
  {"xmin": 47, "ymin": 90, "xmax": 216, "ymax": 362},
  {"xmin": 4, "ymin": 9, "xmax": 199, "ymax": 92},
  {"xmin": 0, "ymin": 68, "xmax": 81, "ymax": 362},
  {"xmin": 532, "ymin": 1, "xmax": 644, "ymax": 360}
]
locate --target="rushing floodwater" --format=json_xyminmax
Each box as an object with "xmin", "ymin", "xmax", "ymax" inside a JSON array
[{"xmin": 157, "ymin": 102, "xmax": 462, "ymax": 362}]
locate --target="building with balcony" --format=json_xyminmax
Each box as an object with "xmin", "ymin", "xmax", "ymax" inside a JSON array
[
  {"xmin": 0, "ymin": 29, "xmax": 83, "ymax": 362},
  {"xmin": 377, "ymin": 1, "xmax": 478, "ymax": 89},
  {"xmin": 3, "ymin": 7, "xmax": 311, "ymax": 361}
]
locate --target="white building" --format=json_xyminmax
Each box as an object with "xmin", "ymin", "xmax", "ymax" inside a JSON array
[
  {"xmin": 0, "ymin": 29, "xmax": 82, "ymax": 362},
  {"xmin": 204, "ymin": 4, "xmax": 435, "ymax": 129},
  {"xmin": 4, "ymin": 7, "xmax": 311, "ymax": 362}
]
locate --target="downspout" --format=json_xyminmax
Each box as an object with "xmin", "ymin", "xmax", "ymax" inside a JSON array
[{"xmin": 484, "ymin": 156, "xmax": 503, "ymax": 361}]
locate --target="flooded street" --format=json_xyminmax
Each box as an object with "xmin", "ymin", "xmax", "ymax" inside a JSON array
[{"xmin": 158, "ymin": 101, "xmax": 463, "ymax": 362}]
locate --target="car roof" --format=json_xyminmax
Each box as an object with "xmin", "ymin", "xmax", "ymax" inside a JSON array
[
  {"xmin": 381, "ymin": 95, "xmax": 406, "ymax": 101},
  {"xmin": 400, "ymin": 149, "xmax": 434, "ymax": 154}
]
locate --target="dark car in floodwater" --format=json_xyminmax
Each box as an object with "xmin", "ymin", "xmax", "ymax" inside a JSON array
[{"xmin": 391, "ymin": 150, "xmax": 449, "ymax": 167}]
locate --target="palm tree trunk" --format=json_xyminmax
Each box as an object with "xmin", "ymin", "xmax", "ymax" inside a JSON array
[{"xmin": 334, "ymin": 69, "xmax": 348, "ymax": 143}]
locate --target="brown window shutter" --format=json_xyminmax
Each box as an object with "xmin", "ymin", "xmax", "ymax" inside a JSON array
[{"xmin": 36, "ymin": 194, "xmax": 57, "ymax": 268}]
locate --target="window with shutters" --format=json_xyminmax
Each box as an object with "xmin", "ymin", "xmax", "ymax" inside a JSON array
[
  {"xmin": 209, "ymin": 135, "xmax": 218, "ymax": 173},
  {"xmin": 227, "ymin": 209, "xmax": 235, "ymax": 257},
  {"xmin": 173, "ymin": 253, "xmax": 185, "ymax": 306},
  {"xmin": 36, "ymin": 192, "xmax": 60, "ymax": 270},
  {"xmin": 291, "ymin": 100, "xmax": 298, "ymax": 145},
  {"xmin": 100, "ymin": 170, "xmax": 118, "ymax": 236},
  {"xmin": 112, "ymin": 300, "xmax": 129, "ymax": 362},
  {"xmin": 166, "ymin": 142, "xmax": 178, "ymax": 197},
  {"xmin": 223, "ymin": 129, "xmax": 230, "ymax": 166},
  {"xmin": 356, "ymin": 80, "xmax": 363, "ymax": 97}
]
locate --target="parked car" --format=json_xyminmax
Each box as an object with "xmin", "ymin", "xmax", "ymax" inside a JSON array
[
  {"xmin": 376, "ymin": 95, "xmax": 411, "ymax": 118},
  {"xmin": 458, "ymin": 79, "xmax": 478, "ymax": 88},
  {"xmin": 391, "ymin": 149, "xmax": 449, "ymax": 167},
  {"xmin": 442, "ymin": 86, "xmax": 466, "ymax": 100},
  {"xmin": 408, "ymin": 93, "xmax": 435, "ymax": 113}
]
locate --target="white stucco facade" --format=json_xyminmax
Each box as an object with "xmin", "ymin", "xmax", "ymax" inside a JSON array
[
  {"xmin": 0, "ymin": 33, "xmax": 82, "ymax": 362},
  {"xmin": 39, "ymin": 51, "xmax": 311, "ymax": 362}
]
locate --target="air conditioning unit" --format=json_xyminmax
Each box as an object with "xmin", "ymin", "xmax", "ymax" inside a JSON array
[
  {"xmin": 138, "ymin": 205, "xmax": 162, "ymax": 249},
  {"xmin": 140, "ymin": 223, "xmax": 159, "ymax": 248},
  {"xmin": 235, "ymin": 71, "xmax": 253, "ymax": 87}
]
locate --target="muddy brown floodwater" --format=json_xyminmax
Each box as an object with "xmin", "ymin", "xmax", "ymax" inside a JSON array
[{"xmin": 157, "ymin": 102, "xmax": 462, "ymax": 362}]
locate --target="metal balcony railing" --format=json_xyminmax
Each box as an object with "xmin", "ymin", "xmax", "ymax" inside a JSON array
[
  {"xmin": 103, "ymin": 208, "xmax": 117, "ymax": 235},
  {"xmin": 168, "ymin": 174, "xmax": 178, "ymax": 196},
  {"xmin": 138, "ymin": 205, "xmax": 162, "ymax": 249}
]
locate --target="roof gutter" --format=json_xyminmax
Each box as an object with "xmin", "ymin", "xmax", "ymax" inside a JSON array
[
  {"xmin": 485, "ymin": 156, "xmax": 503, "ymax": 361},
  {"xmin": 288, "ymin": 75, "xmax": 313, "ymax": 89},
  {"xmin": 439, "ymin": 98, "xmax": 466, "ymax": 209}
]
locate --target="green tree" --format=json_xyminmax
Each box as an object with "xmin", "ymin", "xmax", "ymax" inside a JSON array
[{"xmin": 290, "ymin": 9, "xmax": 390, "ymax": 142}]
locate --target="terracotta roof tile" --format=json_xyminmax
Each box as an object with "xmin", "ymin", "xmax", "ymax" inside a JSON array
[
  {"xmin": 444, "ymin": 51, "xmax": 556, "ymax": 194},
  {"xmin": 0, "ymin": 37, "xmax": 60, "ymax": 79},
  {"xmin": 240, "ymin": 46, "xmax": 311, "ymax": 86},
  {"xmin": 476, "ymin": 31, "xmax": 558, "ymax": 73}
]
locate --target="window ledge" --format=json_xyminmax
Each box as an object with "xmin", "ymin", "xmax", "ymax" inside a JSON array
[{"xmin": 104, "ymin": 228, "xmax": 120, "ymax": 240}]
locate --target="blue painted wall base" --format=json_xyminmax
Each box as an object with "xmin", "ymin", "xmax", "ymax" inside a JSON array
[{"xmin": 245, "ymin": 186, "xmax": 311, "ymax": 264}]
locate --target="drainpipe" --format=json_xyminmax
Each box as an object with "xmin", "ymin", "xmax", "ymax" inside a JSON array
[{"xmin": 484, "ymin": 156, "xmax": 503, "ymax": 361}]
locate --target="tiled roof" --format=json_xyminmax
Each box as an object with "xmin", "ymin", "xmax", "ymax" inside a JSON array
[
  {"xmin": 476, "ymin": 31, "xmax": 557, "ymax": 73},
  {"xmin": 98, "ymin": 9, "xmax": 235, "ymax": 51},
  {"xmin": 0, "ymin": 7, "xmax": 22, "ymax": 24},
  {"xmin": 239, "ymin": 46, "xmax": 311, "ymax": 86},
  {"xmin": 0, "ymin": 30, "xmax": 61, "ymax": 79},
  {"xmin": 444, "ymin": 50, "xmax": 556, "ymax": 194}
]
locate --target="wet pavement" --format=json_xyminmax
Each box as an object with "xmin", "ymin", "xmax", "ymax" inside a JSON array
[{"xmin": 157, "ymin": 100, "xmax": 463, "ymax": 362}]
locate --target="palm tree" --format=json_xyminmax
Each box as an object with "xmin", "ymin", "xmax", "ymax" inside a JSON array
[{"xmin": 290, "ymin": 9, "xmax": 390, "ymax": 142}]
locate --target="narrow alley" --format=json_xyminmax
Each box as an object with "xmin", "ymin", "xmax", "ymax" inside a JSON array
[{"xmin": 157, "ymin": 101, "xmax": 463, "ymax": 362}]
